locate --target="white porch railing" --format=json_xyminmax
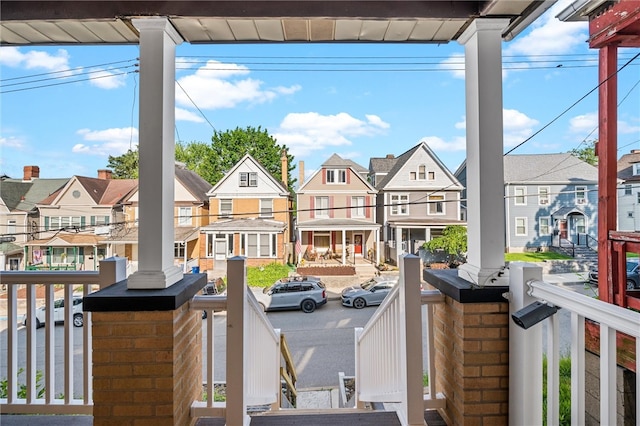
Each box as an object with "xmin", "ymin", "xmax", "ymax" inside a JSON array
[
  {"xmin": 509, "ymin": 262, "xmax": 640, "ymax": 426},
  {"xmin": 354, "ymin": 254, "xmax": 446, "ymax": 426},
  {"xmin": 0, "ymin": 270, "xmax": 102, "ymax": 414},
  {"xmin": 189, "ymin": 256, "xmax": 281, "ymax": 425}
]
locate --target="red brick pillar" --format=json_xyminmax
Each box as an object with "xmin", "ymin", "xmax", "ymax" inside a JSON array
[
  {"xmin": 86, "ymin": 274, "xmax": 205, "ymax": 425},
  {"xmin": 425, "ymin": 269, "xmax": 510, "ymax": 425}
]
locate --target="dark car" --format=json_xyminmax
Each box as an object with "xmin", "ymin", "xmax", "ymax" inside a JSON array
[
  {"xmin": 255, "ymin": 276, "xmax": 327, "ymax": 313},
  {"xmin": 589, "ymin": 259, "xmax": 640, "ymax": 290}
]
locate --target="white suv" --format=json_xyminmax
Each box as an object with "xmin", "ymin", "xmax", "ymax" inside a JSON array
[{"xmin": 23, "ymin": 297, "xmax": 84, "ymax": 328}]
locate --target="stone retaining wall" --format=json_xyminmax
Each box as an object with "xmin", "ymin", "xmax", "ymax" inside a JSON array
[{"xmin": 511, "ymin": 259, "xmax": 593, "ymax": 274}]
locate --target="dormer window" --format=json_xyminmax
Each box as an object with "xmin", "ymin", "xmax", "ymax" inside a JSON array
[
  {"xmin": 633, "ymin": 163, "xmax": 640, "ymax": 176},
  {"xmin": 326, "ymin": 169, "xmax": 346, "ymax": 184},
  {"xmin": 239, "ymin": 172, "xmax": 257, "ymax": 187}
]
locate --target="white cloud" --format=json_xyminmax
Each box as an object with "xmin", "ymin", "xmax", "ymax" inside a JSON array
[
  {"xmin": 175, "ymin": 60, "xmax": 300, "ymax": 110},
  {"xmin": 88, "ymin": 68, "xmax": 127, "ymax": 89},
  {"xmin": 439, "ymin": 53, "xmax": 465, "ymax": 79},
  {"xmin": 73, "ymin": 127, "xmax": 138, "ymax": 156},
  {"xmin": 0, "ymin": 47, "xmax": 70, "ymax": 72},
  {"xmin": 452, "ymin": 109, "xmax": 539, "ymax": 148},
  {"xmin": 505, "ymin": 0, "xmax": 588, "ymax": 57},
  {"xmin": 175, "ymin": 107, "xmax": 205, "ymax": 123},
  {"xmin": 0, "ymin": 135, "xmax": 25, "ymax": 149},
  {"xmin": 568, "ymin": 112, "xmax": 598, "ymax": 134},
  {"xmin": 618, "ymin": 118, "xmax": 640, "ymax": 135},
  {"xmin": 420, "ymin": 136, "xmax": 466, "ymax": 152},
  {"xmin": 273, "ymin": 112, "xmax": 390, "ymax": 157}
]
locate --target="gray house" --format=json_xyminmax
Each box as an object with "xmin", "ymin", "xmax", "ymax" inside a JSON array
[
  {"xmin": 617, "ymin": 149, "xmax": 640, "ymax": 231},
  {"xmin": 370, "ymin": 141, "xmax": 465, "ymax": 264},
  {"xmin": 456, "ymin": 152, "xmax": 599, "ymax": 252}
]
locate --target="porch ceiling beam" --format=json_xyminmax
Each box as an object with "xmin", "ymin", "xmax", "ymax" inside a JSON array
[
  {"xmin": 589, "ymin": 1, "xmax": 640, "ymax": 48},
  {"xmin": 0, "ymin": 1, "xmax": 483, "ymax": 20}
]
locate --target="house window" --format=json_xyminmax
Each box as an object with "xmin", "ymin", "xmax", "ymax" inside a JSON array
[
  {"xmin": 514, "ymin": 187, "xmax": 526, "ymax": 205},
  {"xmin": 220, "ymin": 199, "xmax": 232, "ymax": 217},
  {"xmin": 260, "ymin": 199, "xmax": 273, "ymax": 218},
  {"xmin": 205, "ymin": 233, "xmax": 234, "ymax": 257},
  {"xmin": 326, "ymin": 169, "xmax": 346, "ymax": 184},
  {"xmin": 515, "ymin": 217, "xmax": 527, "ymax": 236},
  {"xmin": 409, "ymin": 172, "xmax": 416, "ymax": 180},
  {"xmin": 390, "ymin": 194, "xmax": 408, "ymax": 215},
  {"xmin": 625, "ymin": 184, "xmax": 632, "ymax": 195},
  {"xmin": 628, "ymin": 212, "xmax": 634, "ymax": 218},
  {"xmin": 174, "ymin": 242, "xmax": 185, "ymax": 258},
  {"xmin": 52, "ymin": 247, "xmax": 77, "ymax": 264},
  {"xmin": 243, "ymin": 233, "xmax": 276, "ymax": 258},
  {"xmin": 634, "ymin": 163, "xmax": 640, "ymax": 176},
  {"xmin": 418, "ymin": 165, "xmax": 426, "ymax": 180},
  {"xmin": 352, "ymin": 196, "xmax": 365, "ymax": 217},
  {"xmin": 90, "ymin": 216, "xmax": 110, "ymax": 226},
  {"xmin": 539, "ymin": 217, "xmax": 550, "ymax": 235},
  {"xmin": 538, "ymin": 187, "xmax": 550, "ymax": 205},
  {"xmin": 313, "ymin": 232, "xmax": 330, "ymax": 250},
  {"xmin": 576, "ymin": 186, "xmax": 587, "ymax": 204},
  {"xmin": 576, "ymin": 217, "xmax": 586, "ymax": 234},
  {"xmin": 239, "ymin": 172, "xmax": 258, "ymax": 187},
  {"xmin": 7, "ymin": 220, "xmax": 16, "ymax": 235},
  {"xmin": 315, "ymin": 196, "xmax": 329, "ymax": 218},
  {"xmin": 177, "ymin": 207, "xmax": 192, "ymax": 226},
  {"xmin": 428, "ymin": 195, "xmax": 445, "ymax": 215},
  {"xmin": 428, "ymin": 171, "xmax": 435, "ymax": 180},
  {"xmin": 134, "ymin": 207, "xmax": 139, "ymax": 227},
  {"xmin": 47, "ymin": 216, "xmax": 83, "ymax": 231}
]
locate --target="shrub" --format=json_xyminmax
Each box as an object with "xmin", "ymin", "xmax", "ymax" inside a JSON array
[
  {"xmin": 0, "ymin": 368, "xmax": 45, "ymax": 399},
  {"xmin": 543, "ymin": 355, "xmax": 571, "ymax": 425}
]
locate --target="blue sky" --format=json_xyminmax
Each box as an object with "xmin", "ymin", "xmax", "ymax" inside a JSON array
[{"xmin": 1, "ymin": 0, "xmax": 639, "ymax": 182}]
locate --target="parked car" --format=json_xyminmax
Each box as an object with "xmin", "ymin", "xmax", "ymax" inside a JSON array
[
  {"xmin": 341, "ymin": 276, "xmax": 399, "ymax": 309},
  {"xmin": 254, "ymin": 276, "xmax": 327, "ymax": 313},
  {"xmin": 22, "ymin": 296, "xmax": 84, "ymax": 328},
  {"xmin": 201, "ymin": 280, "xmax": 226, "ymax": 319},
  {"xmin": 589, "ymin": 259, "xmax": 640, "ymax": 290}
]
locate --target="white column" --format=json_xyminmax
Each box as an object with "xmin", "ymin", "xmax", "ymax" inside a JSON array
[
  {"xmin": 395, "ymin": 226, "xmax": 402, "ymax": 264},
  {"xmin": 342, "ymin": 229, "xmax": 347, "ymax": 264},
  {"xmin": 375, "ymin": 227, "xmax": 380, "ymax": 264},
  {"xmin": 128, "ymin": 18, "xmax": 184, "ymax": 289},
  {"xmin": 457, "ymin": 19, "xmax": 510, "ymax": 287}
]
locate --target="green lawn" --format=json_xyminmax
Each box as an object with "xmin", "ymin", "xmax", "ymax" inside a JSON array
[{"xmin": 504, "ymin": 252, "xmax": 572, "ymax": 262}]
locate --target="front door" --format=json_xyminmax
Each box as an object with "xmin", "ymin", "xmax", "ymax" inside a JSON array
[
  {"xmin": 559, "ymin": 220, "xmax": 568, "ymax": 239},
  {"xmin": 214, "ymin": 238, "xmax": 227, "ymax": 260},
  {"xmin": 354, "ymin": 234, "xmax": 363, "ymax": 255}
]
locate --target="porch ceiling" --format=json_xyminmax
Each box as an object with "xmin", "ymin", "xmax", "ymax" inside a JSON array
[{"xmin": 1, "ymin": 1, "xmax": 556, "ymax": 45}]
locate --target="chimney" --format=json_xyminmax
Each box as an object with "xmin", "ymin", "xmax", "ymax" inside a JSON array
[
  {"xmin": 98, "ymin": 169, "xmax": 113, "ymax": 180},
  {"xmin": 280, "ymin": 149, "xmax": 288, "ymax": 187},
  {"xmin": 632, "ymin": 150, "xmax": 640, "ymax": 154},
  {"xmin": 298, "ymin": 161, "xmax": 305, "ymax": 187},
  {"xmin": 386, "ymin": 154, "xmax": 394, "ymax": 159},
  {"xmin": 23, "ymin": 165, "xmax": 40, "ymax": 181}
]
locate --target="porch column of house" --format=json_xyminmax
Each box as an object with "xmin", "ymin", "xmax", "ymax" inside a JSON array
[
  {"xmin": 128, "ymin": 17, "xmax": 183, "ymax": 290},
  {"xmin": 342, "ymin": 229, "xmax": 347, "ymax": 264},
  {"xmin": 375, "ymin": 227, "xmax": 380, "ymax": 264},
  {"xmin": 596, "ymin": 44, "xmax": 618, "ymax": 303},
  {"xmin": 396, "ymin": 226, "xmax": 403, "ymax": 264},
  {"xmin": 457, "ymin": 18, "xmax": 510, "ymax": 287}
]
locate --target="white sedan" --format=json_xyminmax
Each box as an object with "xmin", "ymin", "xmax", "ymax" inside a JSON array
[{"xmin": 22, "ymin": 297, "xmax": 84, "ymax": 328}]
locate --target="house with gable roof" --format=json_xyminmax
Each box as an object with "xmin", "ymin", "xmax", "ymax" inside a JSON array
[
  {"xmin": 296, "ymin": 153, "xmax": 380, "ymax": 264},
  {"xmin": 199, "ymin": 153, "xmax": 293, "ymax": 271},
  {"xmin": 616, "ymin": 149, "xmax": 640, "ymax": 231},
  {"xmin": 369, "ymin": 141, "xmax": 465, "ymax": 265},
  {"xmin": 104, "ymin": 162, "xmax": 213, "ymax": 274},
  {"xmin": 24, "ymin": 169, "xmax": 137, "ymax": 271},
  {"xmin": 0, "ymin": 166, "xmax": 69, "ymax": 270},
  {"xmin": 455, "ymin": 152, "xmax": 600, "ymax": 253}
]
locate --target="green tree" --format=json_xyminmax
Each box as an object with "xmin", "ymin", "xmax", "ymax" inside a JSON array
[
  {"xmin": 569, "ymin": 140, "xmax": 597, "ymax": 166},
  {"xmin": 422, "ymin": 225, "xmax": 467, "ymax": 266},
  {"xmin": 107, "ymin": 148, "xmax": 139, "ymax": 179}
]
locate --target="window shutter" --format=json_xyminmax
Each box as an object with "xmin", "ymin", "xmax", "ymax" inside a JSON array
[
  {"xmin": 329, "ymin": 196, "xmax": 334, "ymax": 218},
  {"xmin": 322, "ymin": 169, "xmax": 326, "ymax": 184},
  {"xmin": 366, "ymin": 196, "xmax": 371, "ymax": 218},
  {"xmin": 44, "ymin": 216, "xmax": 49, "ymax": 231},
  {"xmin": 81, "ymin": 216, "xmax": 86, "ymax": 228},
  {"xmin": 347, "ymin": 197, "xmax": 351, "ymax": 218},
  {"xmin": 310, "ymin": 197, "xmax": 315, "ymax": 219},
  {"xmin": 90, "ymin": 216, "xmax": 96, "ymax": 226},
  {"xmin": 346, "ymin": 169, "xmax": 351, "ymax": 184},
  {"xmin": 105, "ymin": 215, "xmax": 110, "ymax": 224}
]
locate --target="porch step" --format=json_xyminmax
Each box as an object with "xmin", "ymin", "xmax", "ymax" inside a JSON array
[{"xmin": 196, "ymin": 408, "xmax": 447, "ymax": 425}]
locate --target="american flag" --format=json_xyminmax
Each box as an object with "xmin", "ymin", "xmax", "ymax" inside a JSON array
[{"xmin": 295, "ymin": 237, "xmax": 302, "ymax": 254}]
